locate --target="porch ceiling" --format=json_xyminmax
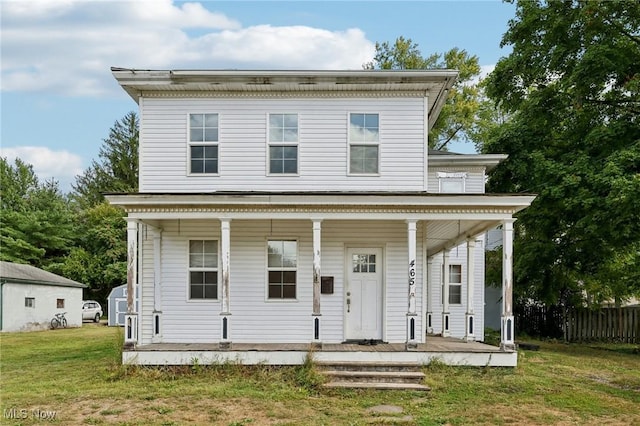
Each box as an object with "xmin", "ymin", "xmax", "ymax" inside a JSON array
[{"xmin": 106, "ymin": 192, "xmax": 534, "ymax": 256}]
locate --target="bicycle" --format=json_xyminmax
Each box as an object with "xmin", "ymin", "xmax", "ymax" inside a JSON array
[{"xmin": 51, "ymin": 312, "xmax": 68, "ymax": 329}]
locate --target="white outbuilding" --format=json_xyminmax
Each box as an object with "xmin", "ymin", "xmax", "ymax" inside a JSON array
[{"xmin": 0, "ymin": 261, "xmax": 86, "ymax": 332}]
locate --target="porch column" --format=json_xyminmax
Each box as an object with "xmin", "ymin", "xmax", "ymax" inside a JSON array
[
  {"xmin": 406, "ymin": 220, "xmax": 418, "ymax": 349},
  {"xmin": 152, "ymin": 228, "xmax": 162, "ymax": 342},
  {"xmin": 501, "ymin": 219, "xmax": 516, "ymax": 351},
  {"xmin": 312, "ymin": 219, "xmax": 322, "ymax": 343},
  {"xmin": 442, "ymin": 250, "xmax": 451, "ymax": 337},
  {"xmin": 464, "ymin": 238, "xmax": 476, "ymax": 342},
  {"xmin": 220, "ymin": 218, "xmax": 232, "ymax": 349},
  {"xmin": 124, "ymin": 218, "xmax": 138, "ymax": 348},
  {"xmin": 426, "ymin": 256, "xmax": 434, "ymax": 334}
]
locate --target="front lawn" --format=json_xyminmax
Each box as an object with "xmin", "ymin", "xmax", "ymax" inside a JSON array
[{"xmin": 1, "ymin": 325, "xmax": 638, "ymax": 425}]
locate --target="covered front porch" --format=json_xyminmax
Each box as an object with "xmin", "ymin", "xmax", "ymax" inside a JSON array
[
  {"xmin": 124, "ymin": 336, "xmax": 515, "ymax": 367},
  {"xmin": 107, "ymin": 191, "xmax": 533, "ymax": 367}
]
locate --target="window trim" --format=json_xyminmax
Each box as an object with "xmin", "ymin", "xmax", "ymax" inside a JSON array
[
  {"xmin": 265, "ymin": 239, "xmax": 299, "ymax": 302},
  {"xmin": 348, "ymin": 112, "xmax": 380, "ymax": 176},
  {"xmin": 187, "ymin": 239, "xmax": 220, "ymax": 302},
  {"xmin": 449, "ymin": 264, "xmax": 463, "ymax": 305},
  {"xmin": 267, "ymin": 113, "xmax": 299, "ymax": 176},
  {"xmin": 437, "ymin": 172, "xmax": 467, "ymax": 193},
  {"xmin": 188, "ymin": 113, "xmax": 220, "ymax": 176}
]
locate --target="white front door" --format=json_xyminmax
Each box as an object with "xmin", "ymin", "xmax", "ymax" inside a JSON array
[{"xmin": 345, "ymin": 248, "xmax": 383, "ymax": 341}]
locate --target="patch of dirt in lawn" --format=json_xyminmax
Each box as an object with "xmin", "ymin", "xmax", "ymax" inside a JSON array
[
  {"xmin": 473, "ymin": 403, "xmax": 639, "ymax": 426},
  {"xmin": 35, "ymin": 397, "xmax": 319, "ymax": 425}
]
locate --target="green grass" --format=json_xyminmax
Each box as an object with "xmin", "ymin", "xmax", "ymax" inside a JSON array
[{"xmin": 1, "ymin": 325, "xmax": 639, "ymax": 425}]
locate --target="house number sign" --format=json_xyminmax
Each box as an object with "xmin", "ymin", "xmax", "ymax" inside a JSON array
[{"xmin": 408, "ymin": 259, "xmax": 416, "ymax": 313}]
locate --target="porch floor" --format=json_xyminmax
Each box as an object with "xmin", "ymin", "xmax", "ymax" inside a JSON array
[{"xmin": 124, "ymin": 336, "xmax": 517, "ymax": 367}]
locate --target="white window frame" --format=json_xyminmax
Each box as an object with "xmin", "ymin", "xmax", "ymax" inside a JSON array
[
  {"xmin": 348, "ymin": 112, "xmax": 380, "ymax": 175},
  {"xmin": 188, "ymin": 113, "xmax": 219, "ymax": 175},
  {"xmin": 266, "ymin": 239, "xmax": 298, "ymax": 301},
  {"xmin": 267, "ymin": 113, "xmax": 299, "ymax": 175},
  {"xmin": 188, "ymin": 239, "xmax": 219, "ymax": 301},
  {"xmin": 449, "ymin": 264, "xmax": 463, "ymax": 305},
  {"xmin": 437, "ymin": 172, "xmax": 467, "ymax": 193}
]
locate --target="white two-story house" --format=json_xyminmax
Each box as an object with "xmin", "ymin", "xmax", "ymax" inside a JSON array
[{"xmin": 107, "ymin": 69, "xmax": 534, "ymax": 366}]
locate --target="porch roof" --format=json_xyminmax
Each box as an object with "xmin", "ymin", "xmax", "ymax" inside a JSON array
[{"xmin": 106, "ymin": 191, "xmax": 534, "ymax": 256}]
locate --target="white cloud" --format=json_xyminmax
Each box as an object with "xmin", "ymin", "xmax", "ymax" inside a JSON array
[
  {"xmin": 0, "ymin": 0, "xmax": 375, "ymax": 97},
  {"xmin": 1, "ymin": 146, "xmax": 84, "ymax": 191}
]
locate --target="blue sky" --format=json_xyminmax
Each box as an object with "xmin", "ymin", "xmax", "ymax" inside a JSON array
[{"xmin": 1, "ymin": 0, "xmax": 516, "ymax": 192}]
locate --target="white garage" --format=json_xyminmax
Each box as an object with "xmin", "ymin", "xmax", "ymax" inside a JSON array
[{"xmin": 0, "ymin": 261, "xmax": 86, "ymax": 332}]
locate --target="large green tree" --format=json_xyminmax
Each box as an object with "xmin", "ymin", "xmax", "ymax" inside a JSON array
[
  {"xmin": 48, "ymin": 202, "xmax": 127, "ymax": 305},
  {"xmin": 484, "ymin": 0, "xmax": 640, "ymax": 306},
  {"xmin": 365, "ymin": 36, "xmax": 485, "ymax": 151},
  {"xmin": 0, "ymin": 158, "xmax": 75, "ymax": 268},
  {"xmin": 72, "ymin": 111, "xmax": 139, "ymax": 208}
]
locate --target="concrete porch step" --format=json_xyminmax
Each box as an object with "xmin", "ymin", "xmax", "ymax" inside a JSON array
[
  {"xmin": 323, "ymin": 381, "xmax": 431, "ymax": 391},
  {"xmin": 316, "ymin": 361, "xmax": 423, "ymax": 372},
  {"xmin": 322, "ymin": 370, "xmax": 425, "ymax": 384},
  {"xmin": 318, "ymin": 361, "xmax": 429, "ymax": 390}
]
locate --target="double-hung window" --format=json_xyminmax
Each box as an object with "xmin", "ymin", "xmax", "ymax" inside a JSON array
[
  {"xmin": 189, "ymin": 240, "xmax": 218, "ymax": 300},
  {"xmin": 189, "ymin": 113, "xmax": 219, "ymax": 174},
  {"xmin": 269, "ymin": 114, "xmax": 298, "ymax": 174},
  {"xmin": 449, "ymin": 264, "xmax": 462, "ymax": 304},
  {"xmin": 267, "ymin": 240, "xmax": 297, "ymax": 299},
  {"xmin": 349, "ymin": 113, "xmax": 379, "ymax": 174}
]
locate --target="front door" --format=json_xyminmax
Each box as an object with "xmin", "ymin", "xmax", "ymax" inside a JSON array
[{"xmin": 345, "ymin": 248, "xmax": 383, "ymax": 341}]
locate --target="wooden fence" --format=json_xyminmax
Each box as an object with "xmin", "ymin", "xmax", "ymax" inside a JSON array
[
  {"xmin": 565, "ymin": 307, "xmax": 640, "ymax": 343},
  {"xmin": 515, "ymin": 305, "xmax": 640, "ymax": 343},
  {"xmin": 515, "ymin": 304, "xmax": 565, "ymax": 339}
]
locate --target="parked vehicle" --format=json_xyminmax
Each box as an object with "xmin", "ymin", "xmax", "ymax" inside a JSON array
[{"xmin": 82, "ymin": 300, "xmax": 103, "ymax": 322}]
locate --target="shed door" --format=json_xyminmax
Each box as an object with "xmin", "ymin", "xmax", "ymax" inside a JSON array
[
  {"xmin": 115, "ymin": 298, "xmax": 127, "ymax": 326},
  {"xmin": 345, "ymin": 248, "xmax": 383, "ymax": 341}
]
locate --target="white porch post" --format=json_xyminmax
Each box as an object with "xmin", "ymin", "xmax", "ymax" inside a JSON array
[
  {"xmin": 124, "ymin": 218, "xmax": 138, "ymax": 348},
  {"xmin": 501, "ymin": 219, "xmax": 516, "ymax": 350},
  {"xmin": 426, "ymin": 256, "xmax": 434, "ymax": 334},
  {"xmin": 220, "ymin": 218, "xmax": 232, "ymax": 349},
  {"xmin": 312, "ymin": 219, "xmax": 322, "ymax": 344},
  {"xmin": 152, "ymin": 228, "xmax": 162, "ymax": 343},
  {"xmin": 406, "ymin": 220, "xmax": 418, "ymax": 349},
  {"xmin": 464, "ymin": 238, "xmax": 476, "ymax": 342},
  {"xmin": 442, "ymin": 250, "xmax": 451, "ymax": 337}
]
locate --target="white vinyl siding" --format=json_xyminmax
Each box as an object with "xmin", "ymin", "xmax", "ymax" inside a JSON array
[
  {"xmin": 138, "ymin": 97, "xmax": 426, "ymax": 192},
  {"xmin": 429, "ymin": 240, "xmax": 486, "ymax": 340},
  {"xmin": 137, "ymin": 219, "xmax": 423, "ymax": 345}
]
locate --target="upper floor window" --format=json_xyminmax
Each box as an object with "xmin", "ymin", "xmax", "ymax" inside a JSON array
[
  {"xmin": 267, "ymin": 240, "xmax": 297, "ymax": 299},
  {"xmin": 438, "ymin": 172, "xmax": 467, "ymax": 193},
  {"xmin": 269, "ymin": 114, "xmax": 298, "ymax": 174},
  {"xmin": 189, "ymin": 240, "xmax": 218, "ymax": 300},
  {"xmin": 349, "ymin": 113, "xmax": 379, "ymax": 174},
  {"xmin": 189, "ymin": 113, "xmax": 218, "ymax": 174}
]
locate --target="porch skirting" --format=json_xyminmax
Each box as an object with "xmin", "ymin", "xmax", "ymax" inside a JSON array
[{"xmin": 122, "ymin": 337, "xmax": 517, "ymax": 367}]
